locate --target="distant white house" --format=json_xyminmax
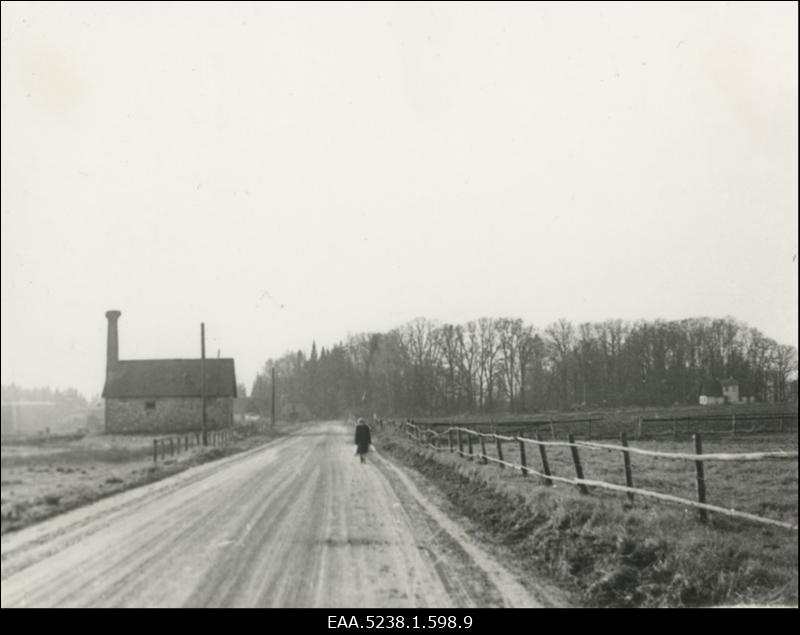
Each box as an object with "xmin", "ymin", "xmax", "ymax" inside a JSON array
[
  {"xmin": 699, "ymin": 377, "xmax": 754, "ymax": 405},
  {"xmin": 721, "ymin": 378, "xmax": 739, "ymax": 404}
]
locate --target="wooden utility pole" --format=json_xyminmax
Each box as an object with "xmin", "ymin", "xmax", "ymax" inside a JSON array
[
  {"xmin": 271, "ymin": 366, "xmax": 276, "ymax": 428},
  {"xmin": 201, "ymin": 323, "xmax": 207, "ymax": 446}
]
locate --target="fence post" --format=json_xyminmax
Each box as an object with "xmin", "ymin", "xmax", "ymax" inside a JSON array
[
  {"xmin": 160, "ymin": 439, "xmax": 165, "ymax": 460},
  {"xmin": 518, "ymin": 434, "xmax": 528, "ymax": 476},
  {"xmin": 153, "ymin": 439, "xmax": 157, "ymax": 463},
  {"xmin": 169, "ymin": 437, "xmax": 174, "ymax": 456},
  {"xmin": 693, "ymin": 433, "xmax": 708, "ymax": 522},
  {"xmin": 535, "ymin": 430, "xmax": 552, "ymax": 486},
  {"xmin": 467, "ymin": 432, "xmax": 474, "ymax": 460},
  {"xmin": 457, "ymin": 429, "xmax": 463, "ymax": 456},
  {"xmin": 568, "ymin": 433, "xmax": 588, "ymax": 494},
  {"xmin": 185, "ymin": 435, "xmax": 189, "ymax": 452},
  {"xmin": 549, "ymin": 418, "xmax": 556, "ymax": 440},
  {"xmin": 448, "ymin": 429, "xmax": 454, "ymax": 453},
  {"xmin": 495, "ymin": 434, "xmax": 504, "ymax": 468},
  {"xmin": 479, "ymin": 434, "xmax": 488, "ymax": 464},
  {"xmin": 620, "ymin": 432, "xmax": 634, "ymax": 502},
  {"xmin": 636, "ymin": 417, "xmax": 643, "ymax": 440}
]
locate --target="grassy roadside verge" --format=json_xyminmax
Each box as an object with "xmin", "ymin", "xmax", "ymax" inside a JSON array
[
  {"xmin": 379, "ymin": 434, "xmax": 798, "ymax": 607},
  {"xmin": 1, "ymin": 425, "xmax": 294, "ymax": 536}
]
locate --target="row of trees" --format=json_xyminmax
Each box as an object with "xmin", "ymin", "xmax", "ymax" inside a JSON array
[
  {"xmin": 250, "ymin": 316, "xmax": 798, "ymax": 418},
  {"xmin": 1, "ymin": 384, "xmax": 88, "ymax": 407}
]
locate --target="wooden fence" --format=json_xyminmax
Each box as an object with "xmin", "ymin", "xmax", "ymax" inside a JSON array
[
  {"xmin": 408, "ymin": 412, "xmax": 797, "ymax": 441},
  {"xmin": 152, "ymin": 428, "xmax": 234, "ymax": 463},
  {"xmin": 399, "ymin": 421, "xmax": 798, "ymax": 531}
]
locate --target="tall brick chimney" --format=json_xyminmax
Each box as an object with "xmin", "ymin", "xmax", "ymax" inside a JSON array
[{"xmin": 105, "ymin": 310, "xmax": 121, "ymax": 371}]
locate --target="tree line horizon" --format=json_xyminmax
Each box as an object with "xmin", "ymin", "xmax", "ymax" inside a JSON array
[{"xmin": 249, "ymin": 315, "xmax": 798, "ymax": 418}]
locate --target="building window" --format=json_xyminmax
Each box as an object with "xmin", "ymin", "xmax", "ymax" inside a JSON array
[{"xmin": 145, "ymin": 401, "xmax": 156, "ymax": 410}]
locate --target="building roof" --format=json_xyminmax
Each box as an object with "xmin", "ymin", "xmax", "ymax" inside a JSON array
[
  {"xmin": 699, "ymin": 378, "xmax": 723, "ymax": 397},
  {"xmin": 102, "ymin": 359, "xmax": 237, "ymax": 399}
]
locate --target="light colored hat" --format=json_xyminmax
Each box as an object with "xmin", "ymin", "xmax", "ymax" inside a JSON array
[{"xmin": 357, "ymin": 417, "xmax": 365, "ymax": 424}]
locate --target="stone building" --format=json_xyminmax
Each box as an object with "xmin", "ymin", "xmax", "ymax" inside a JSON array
[{"xmin": 102, "ymin": 310, "xmax": 237, "ymax": 433}]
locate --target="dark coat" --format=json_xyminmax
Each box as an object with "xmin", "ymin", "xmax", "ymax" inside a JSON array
[{"xmin": 354, "ymin": 423, "xmax": 371, "ymax": 454}]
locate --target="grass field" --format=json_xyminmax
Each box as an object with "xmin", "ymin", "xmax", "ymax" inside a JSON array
[
  {"xmin": 0, "ymin": 423, "xmax": 294, "ymax": 535},
  {"xmin": 411, "ymin": 403, "xmax": 799, "ymax": 440}
]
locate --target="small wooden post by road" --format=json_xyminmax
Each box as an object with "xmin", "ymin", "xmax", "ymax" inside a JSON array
[
  {"xmin": 201, "ymin": 323, "xmax": 208, "ymax": 446},
  {"xmin": 153, "ymin": 439, "xmax": 157, "ymax": 463},
  {"xmin": 549, "ymin": 418, "xmax": 556, "ymax": 440},
  {"xmin": 160, "ymin": 439, "xmax": 165, "ymax": 460},
  {"xmin": 185, "ymin": 435, "xmax": 189, "ymax": 452},
  {"xmin": 448, "ymin": 429, "xmax": 454, "ymax": 453},
  {"xmin": 457, "ymin": 429, "xmax": 463, "ymax": 456},
  {"xmin": 568, "ymin": 433, "xmax": 588, "ymax": 494},
  {"xmin": 693, "ymin": 434, "xmax": 708, "ymax": 523},
  {"xmin": 479, "ymin": 434, "xmax": 488, "ymax": 464},
  {"xmin": 518, "ymin": 433, "xmax": 528, "ymax": 476},
  {"xmin": 535, "ymin": 430, "xmax": 552, "ymax": 486},
  {"xmin": 467, "ymin": 432, "xmax": 474, "ymax": 460},
  {"xmin": 636, "ymin": 417, "xmax": 643, "ymax": 440},
  {"xmin": 495, "ymin": 434, "xmax": 504, "ymax": 468},
  {"xmin": 169, "ymin": 437, "xmax": 175, "ymax": 456},
  {"xmin": 620, "ymin": 432, "xmax": 634, "ymax": 502},
  {"xmin": 271, "ymin": 367, "xmax": 276, "ymax": 429}
]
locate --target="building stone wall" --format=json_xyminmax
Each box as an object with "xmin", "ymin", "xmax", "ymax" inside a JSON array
[{"xmin": 105, "ymin": 397, "xmax": 233, "ymax": 434}]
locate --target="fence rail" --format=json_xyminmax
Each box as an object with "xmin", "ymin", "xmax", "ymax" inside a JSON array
[{"xmin": 399, "ymin": 420, "xmax": 798, "ymax": 531}]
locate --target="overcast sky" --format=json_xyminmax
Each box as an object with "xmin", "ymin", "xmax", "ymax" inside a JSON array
[{"xmin": 1, "ymin": 1, "xmax": 797, "ymax": 398}]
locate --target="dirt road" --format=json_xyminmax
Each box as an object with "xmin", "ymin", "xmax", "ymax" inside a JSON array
[{"xmin": 1, "ymin": 421, "xmax": 564, "ymax": 607}]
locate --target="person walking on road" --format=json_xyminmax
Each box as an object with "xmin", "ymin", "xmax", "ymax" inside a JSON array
[{"xmin": 354, "ymin": 417, "xmax": 372, "ymax": 464}]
